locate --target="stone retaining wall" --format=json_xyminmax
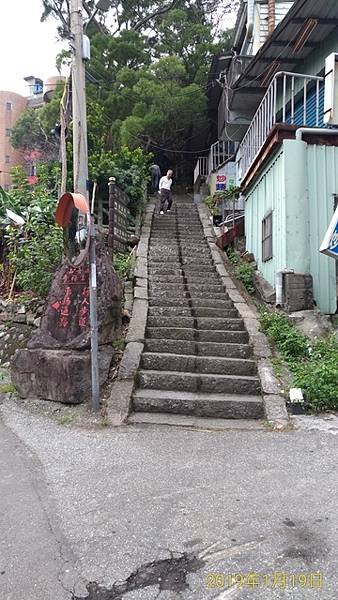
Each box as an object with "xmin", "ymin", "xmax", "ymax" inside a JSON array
[{"xmin": 0, "ymin": 299, "xmax": 43, "ymax": 367}]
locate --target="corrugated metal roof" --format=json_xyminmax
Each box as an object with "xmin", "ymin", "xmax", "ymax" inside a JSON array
[{"xmin": 237, "ymin": 0, "xmax": 338, "ymax": 89}]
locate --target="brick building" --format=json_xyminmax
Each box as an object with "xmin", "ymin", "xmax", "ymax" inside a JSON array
[{"xmin": 0, "ymin": 91, "xmax": 27, "ymax": 190}]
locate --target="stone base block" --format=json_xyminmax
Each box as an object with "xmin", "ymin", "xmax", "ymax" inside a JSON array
[{"xmin": 11, "ymin": 346, "xmax": 113, "ymax": 404}]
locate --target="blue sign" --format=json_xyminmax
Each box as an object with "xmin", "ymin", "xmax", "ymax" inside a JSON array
[
  {"xmin": 216, "ymin": 183, "xmax": 226, "ymax": 191},
  {"xmin": 320, "ymin": 205, "xmax": 338, "ymax": 259}
]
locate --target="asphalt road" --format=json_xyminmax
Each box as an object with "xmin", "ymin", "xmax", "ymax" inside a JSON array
[{"xmin": 1, "ymin": 400, "xmax": 337, "ymax": 600}]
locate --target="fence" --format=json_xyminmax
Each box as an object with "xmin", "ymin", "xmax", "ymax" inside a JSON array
[
  {"xmin": 209, "ymin": 140, "xmax": 236, "ymax": 173},
  {"xmin": 105, "ymin": 178, "xmax": 130, "ymax": 255},
  {"xmin": 194, "ymin": 156, "xmax": 209, "ymax": 184},
  {"xmin": 194, "ymin": 142, "xmax": 235, "ymax": 184},
  {"xmin": 239, "ymin": 71, "xmax": 324, "ymax": 179}
]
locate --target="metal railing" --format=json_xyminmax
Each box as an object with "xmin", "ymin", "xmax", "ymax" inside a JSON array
[
  {"xmin": 209, "ymin": 140, "xmax": 236, "ymax": 173},
  {"xmin": 239, "ymin": 71, "xmax": 324, "ymax": 179},
  {"xmin": 194, "ymin": 156, "xmax": 209, "ymax": 184},
  {"xmin": 194, "ymin": 141, "xmax": 235, "ymax": 184}
]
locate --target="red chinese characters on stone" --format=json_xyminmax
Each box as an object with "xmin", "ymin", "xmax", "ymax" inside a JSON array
[
  {"xmin": 62, "ymin": 266, "xmax": 89, "ymax": 286},
  {"xmin": 78, "ymin": 287, "xmax": 89, "ymax": 329},
  {"xmin": 58, "ymin": 285, "xmax": 73, "ymax": 328},
  {"xmin": 50, "ymin": 263, "xmax": 90, "ymax": 332}
]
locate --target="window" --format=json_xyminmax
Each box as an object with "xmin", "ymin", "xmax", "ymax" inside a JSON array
[
  {"xmin": 262, "ymin": 212, "xmax": 273, "ymax": 262},
  {"xmin": 5, "ymin": 155, "xmax": 10, "ymax": 164},
  {"xmin": 5, "ymin": 128, "xmax": 11, "ymax": 137},
  {"xmin": 6, "ymin": 101, "xmax": 12, "ymax": 111}
]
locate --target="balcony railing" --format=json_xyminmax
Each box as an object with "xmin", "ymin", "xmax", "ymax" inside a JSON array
[
  {"xmin": 239, "ymin": 71, "xmax": 324, "ymax": 180},
  {"xmin": 194, "ymin": 156, "xmax": 209, "ymax": 184},
  {"xmin": 194, "ymin": 141, "xmax": 235, "ymax": 184},
  {"xmin": 209, "ymin": 140, "xmax": 236, "ymax": 173}
]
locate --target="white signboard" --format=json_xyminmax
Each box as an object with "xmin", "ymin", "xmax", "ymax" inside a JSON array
[{"xmin": 320, "ymin": 205, "xmax": 338, "ymax": 259}]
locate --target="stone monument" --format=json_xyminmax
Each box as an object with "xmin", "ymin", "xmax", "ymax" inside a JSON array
[{"xmin": 11, "ymin": 193, "xmax": 122, "ymax": 404}]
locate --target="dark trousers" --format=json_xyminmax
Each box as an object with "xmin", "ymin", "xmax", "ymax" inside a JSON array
[
  {"xmin": 151, "ymin": 172, "xmax": 160, "ymax": 192},
  {"xmin": 160, "ymin": 189, "xmax": 173, "ymax": 211}
]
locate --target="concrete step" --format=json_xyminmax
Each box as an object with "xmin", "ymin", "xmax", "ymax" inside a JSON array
[
  {"xmin": 149, "ymin": 275, "xmax": 185, "ymax": 284},
  {"xmin": 149, "ymin": 286, "xmax": 230, "ymax": 304},
  {"xmin": 133, "ymin": 389, "xmax": 264, "ymax": 419},
  {"xmin": 146, "ymin": 327, "xmax": 249, "ymax": 344},
  {"xmin": 149, "ymin": 290, "xmax": 230, "ymax": 301},
  {"xmin": 149, "ymin": 285, "xmax": 187, "ymax": 295},
  {"xmin": 144, "ymin": 338, "xmax": 253, "ymax": 358},
  {"xmin": 128, "ymin": 412, "xmax": 266, "ymax": 430},
  {"xmin": 149, "ymin": 274, "xmax": 220, "ymax": 284},
  {"xmin": 148, "ymin": 268, "xmax": 183, "ymax": 275},
  {"xmin": 149, "ymin": 283, "xmax": 224, "ymax": 294},
  {"xmin": 181, "ymin": 259, "xmax": 214, "ymax": 266},
  {"xmin": 148, "ymin": 249, "xmax": 180, "ymax": 254},
  {"xmin": 185, "ymin": 282, "xmax": 224, "ymax": 292},
  {"xmin": 149, "ymin": 257, "xmax": 181, "ymax": 264},
  {"xmin": 186, "ymin": 291, "xmax": 229, "ymax": 300},
  {"xmin": 148, "ymin": 306, "xmax": 238, "ymax": 318},
  {"xmin": 182, "ymin": 265, "xmax": 217, "ymax": 273},
  {"xmin": 141, "ymin": 352, "xmax": 257, "ymax": 376},
  {"xmin": 148, "ymin": 298, "xmax": 233, "ymax": 309},
  {"xmin": 137, "ymin": 370, "xmax": 261, "ymax": 396},
  {"xmin": 148, "ymin": 298, "xmax": 190, "ymax": 308},
  {"xmin": 184, "ymin": 272, "xmax": 220, "ymax": 279},
  {"xmin": 151, "ymin": 227, "xmax": 202, "ymax": 233},
  {"xmin": 146, "ymin": 316, "xmax": 244, "ymax": 330}
]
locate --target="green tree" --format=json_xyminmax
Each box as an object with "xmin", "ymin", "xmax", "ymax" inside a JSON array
[
  {"xmin": 120, "ymin": 56, "xmax": 207, "ymax": 151},
  {"xmin": 11, "ymin": 83, "xmax": 64, "ymax": 162}
]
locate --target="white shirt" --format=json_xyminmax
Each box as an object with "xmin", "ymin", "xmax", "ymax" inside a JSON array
[{"xmin": 159, "ymin": 176, "xmax": 172, "ymax": 191}]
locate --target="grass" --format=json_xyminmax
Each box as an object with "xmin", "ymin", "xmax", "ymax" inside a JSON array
[
  {"xmin": 0, "ymin": 383, "xmax": 15, "ymax": 394},
  {"xmin": 113, "ymin": 252, "xmax": 136, "ymax": 280},
  {"xmin": 112, "ymin": 338, "xmax": 125, "ymax": 351},
  {"xmin": 271, "ymin": 356, "xmax": 284, "ymax": 379},
  {"xmin": 56, "ymin": 413, "xmax": 74, "ymax": 426},
  {"xmin": 226, "ymin": 247, "xmax": 255, "ymax": 294},
  {"xmin": 258, "ymin": 307, "xmax": 338, "ymax": 412}
]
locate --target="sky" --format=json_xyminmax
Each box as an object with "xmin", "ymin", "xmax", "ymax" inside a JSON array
[
  {"xmin": 0, "ymin": 1, "xmax": 237, "ymax": 97},
  {"xmin": 0, "ymin": 0, "xmax": 65, "ymax": 95}
]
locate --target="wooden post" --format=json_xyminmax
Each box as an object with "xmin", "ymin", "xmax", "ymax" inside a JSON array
[
  {"xmin": 98, "ymin": 196, "xmax": 103, "ymax": 228},
  {"xmin": 108, "ymin": 177, "xmax": 116, "ymax": 260}
]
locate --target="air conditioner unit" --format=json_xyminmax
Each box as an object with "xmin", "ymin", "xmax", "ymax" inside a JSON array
[{"xmin": 324, "ymin": 53, "xmax": 338, "ymax": 125}]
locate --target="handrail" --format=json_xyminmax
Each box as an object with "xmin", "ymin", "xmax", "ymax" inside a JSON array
[{"xmin": 239, "ymin": 71, "xmax": 325, "ymax": 180}]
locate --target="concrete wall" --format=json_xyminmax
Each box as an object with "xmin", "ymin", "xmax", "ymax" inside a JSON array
[
  {"xmin": 208, "ymin": 161, "xmax": 236, "ymax": 195},
  {"xmin": 245, "ymin": 140, "xmax": 337, "ymax": 314}
]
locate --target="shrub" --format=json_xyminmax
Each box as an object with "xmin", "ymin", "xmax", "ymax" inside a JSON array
[
  {"xmin": 9, "ymin": 226, "xmax": 63, "ymax": 297},
  {"xmin": 258, "ymin": 308, "xmax": 338, "ymax": 412},
  {"xmin": 226, "ymin": 248, "xmax": 255, "ymax": 294},
  {"xmin": 113, "ymin": 251, "xmax": 135, "ymax": 279},
  {"xmin": 258, "ymin": 309, "xmax": 308, "ymax": 360},
  {"xmin": 1, "ymin": 165, "xmax": 63, "ymax": 297}
]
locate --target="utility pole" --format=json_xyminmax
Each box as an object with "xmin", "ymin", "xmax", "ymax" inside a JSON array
[
  {"xmin": 70, "ymin": 0, "xmax": 100, "ymax": 412},
  {"xmin": 70, "ymin": 0, "xmax": 89, "ymax": 198}
]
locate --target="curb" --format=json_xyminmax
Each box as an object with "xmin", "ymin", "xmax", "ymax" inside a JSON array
[
  {"xmin": 197, "ymin": 203, "xmax": 289, "ymax": 431},
  {"xmin": 108, "ymin": 200, "xmax": 155, "ymax": 425}
]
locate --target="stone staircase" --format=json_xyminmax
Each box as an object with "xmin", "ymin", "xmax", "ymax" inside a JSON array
[{"xmin": 132, "ymin": 196, "xmax": 264, "ymax": 420}]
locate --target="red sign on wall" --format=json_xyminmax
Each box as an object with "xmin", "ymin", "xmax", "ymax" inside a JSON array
[{"xmin": 217, "ymin": 175, "xmax": 227, "ymax": 183}]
